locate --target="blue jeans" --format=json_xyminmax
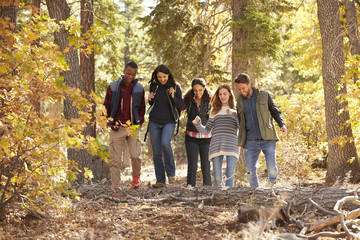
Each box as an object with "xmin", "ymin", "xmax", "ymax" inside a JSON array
[
  {"xmin": 186, "ymin": 139, "xmax": 211, "ymax": 187},
  {"xmin": 149, "ymin": 121, "xmax": 176, "ymax": 184},
  {"xmin": 245, "ymin": 140, "xmax": 277, "ymax": 188},
  {"xmin": 212, "ymin": 155, "xmax": 237, "ymax": 187}
]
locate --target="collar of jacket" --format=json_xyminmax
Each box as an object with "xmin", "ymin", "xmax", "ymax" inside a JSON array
[{"xmin": 119, "ymin": 75, "xmax": 138, "ymax": 87}]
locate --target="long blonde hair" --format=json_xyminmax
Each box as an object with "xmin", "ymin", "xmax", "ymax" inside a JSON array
[{"xmin": 210, "ymin": 84, "xmax": 235, "ymax": 115}]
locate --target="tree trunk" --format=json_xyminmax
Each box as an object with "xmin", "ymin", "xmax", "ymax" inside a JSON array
[
  {"xmin": 231, "ymin": 0, "xmax": 248, "ymax": 172},
  {"xmin": 231, "ymin": 0, "xmax": 249, "ymax": 94},
  {"xmin": 124, "ymin": 25, "xmax": 130, "ymax": 64},
  {"xmin": 80, "ymin": 0, "xmax": 96, "ymax": 138},
  {"xmin": 0, "ymin": 0, "xmax": 17, "ymax": 221},
  {"xmin": 46, "ymin": 0, "xmax": 90, "ymax": 182},
  {"xmin": 316, "ymin": 0, "xmax": 360, "ymax": 184},
  {"xmin": 344, "ymin": 0, "xmax": 360, "ymax": 82},
  {"xmin": 31, "ymin": 0, "xmax": 41, "ymax": 116},
  {"xmin": 0, "ymin": 1, "xmax": 16, "ymax": 30}
]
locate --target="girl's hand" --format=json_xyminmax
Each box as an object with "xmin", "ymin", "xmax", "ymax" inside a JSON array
[
  {"xmin": 227, "ymin": 108, "xmax": 237, "ymax": 117},
  {"xmin": 168, "ymin": 87, "xmax": 175, "ymax": 98},
  {"xmin": 148, "ymin": 92, "xmax": 156, "ymax": 101},
  {"xmin": 192, "ymin": 116, "xmax": 200, "ymax": 124}
]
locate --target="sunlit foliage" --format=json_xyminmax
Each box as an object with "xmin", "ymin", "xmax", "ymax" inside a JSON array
[{"xmin": 0, "ymin": 9, "xmax": 107, "ymax": 217}]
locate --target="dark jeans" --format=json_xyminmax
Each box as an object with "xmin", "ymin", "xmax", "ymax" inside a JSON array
[
  {"xmin": 149, "ymin": 120, "xmax": 176, "ymax": 184},
  {"xmin": 185, "ymin": 137, "xmax": 212, "ymax": 187}
]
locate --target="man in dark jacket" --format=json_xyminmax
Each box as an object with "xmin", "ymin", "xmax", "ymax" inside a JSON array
[
  {"xmin": 235, "ymin": 73, "xmax": 287, "ymax": 188},
  {"xmin": 104, "ymin": 62, "xmax": 145, "ymax": 198}
]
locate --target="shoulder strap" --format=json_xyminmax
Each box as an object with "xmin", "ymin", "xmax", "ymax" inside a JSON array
[
  {"xmin": 184, "ymin": 101, "xmax": 191, "ymax": 120},
  {"xmin": 145, "ymin": 84, "xmax": 158, "ymax": 116},
  {"xmin": 166, "ymin": 86, "xmax": 180, "ymax": 136},
  {"xmin": 143, "ymin": 124, "xmax": 150, "ymax": 142}
]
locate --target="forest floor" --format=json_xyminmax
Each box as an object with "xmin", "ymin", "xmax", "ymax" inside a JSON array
[{"xmin": 0, "ymin": 161, "xmax": 349, "ymax": 240}]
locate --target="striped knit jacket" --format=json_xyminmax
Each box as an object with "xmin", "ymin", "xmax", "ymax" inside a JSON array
[{"xmin": 193, "ymin": 106, "xmax": 240, "ymax": 160}]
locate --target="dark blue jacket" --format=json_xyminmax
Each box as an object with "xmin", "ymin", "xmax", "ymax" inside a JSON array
[{"xmin": 107, "ymin": 76, "xmax": 145, "ymax": 125}]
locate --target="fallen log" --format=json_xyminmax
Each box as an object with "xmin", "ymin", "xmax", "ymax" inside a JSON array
[
  {"xmin": 78, "ymin": 182, "xmax": 359, "ymax": 213},
  {"xmin": 187, "ymin": 186, "xmax": 359, "ymax": 212}
]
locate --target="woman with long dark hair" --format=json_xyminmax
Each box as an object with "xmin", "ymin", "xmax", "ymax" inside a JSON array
[
  {"xmin": 147, "ymin": 64, "xmax": 184, "ymax": 188},
  {"xmin": 183, "ymin": 78, "xmax": 212, "ymax": 187}
]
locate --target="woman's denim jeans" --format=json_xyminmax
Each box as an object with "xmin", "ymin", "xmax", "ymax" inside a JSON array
[
  {"xmin": 186, "ymin": 140, "xmax": 211, "ymax": 187},
  {"xmin": 149, "ymin": 121, "xmax": 176, "ymax": 184},
  {"xmin": 245, "ymin": 140, "xmax": 277, "ymax": 188},
  {"xmin": 212, "ymin": 155, "xmax": 237, "ymax": 187}
]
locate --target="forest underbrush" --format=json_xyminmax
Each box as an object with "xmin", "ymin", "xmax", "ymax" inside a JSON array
[{"xmin": 2, "ymin": 160, "xmax": 351, "ymax": 240}]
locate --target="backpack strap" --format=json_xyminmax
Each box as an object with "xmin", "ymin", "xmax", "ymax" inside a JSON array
[
  {"xmin": 184, "ymin": 101, "xmax": 191, "ymax": 120},
  {"xmin": 143, "ymin": 124, "xmax": 150, "ymax": 142},
  {"xmin": 143, "ymin": 84, "xmax": 158, "ymax": 142},
  {"xmin": 166, "ymin": 86, "xmax": 181, "ymax": 136}
]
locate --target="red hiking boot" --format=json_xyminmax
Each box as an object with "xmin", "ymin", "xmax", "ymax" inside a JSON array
[{"xmin": 132, "ymin": 177, "xmax": 140, "ymax": 189}]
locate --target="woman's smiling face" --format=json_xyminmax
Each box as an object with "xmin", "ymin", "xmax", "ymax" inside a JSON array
[
  {"xmin": 193, "ymin": 84, "xmax": 205, "ymax": 100},
  {"xmin": 157, "ymin": 72, "xmax": 169, "ymax": 85},
  {"xmin": 218, "ymin": 88, "xmax": 230, "ymax": 105}
]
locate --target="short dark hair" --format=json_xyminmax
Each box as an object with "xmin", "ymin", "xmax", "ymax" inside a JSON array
[
  {"xmin": 125, "ymin": 61, "xmax": 138, "ymax": 69},
  {"xmin": 234, "ymin": 73, "xmax": 250, "ymax": 84}
]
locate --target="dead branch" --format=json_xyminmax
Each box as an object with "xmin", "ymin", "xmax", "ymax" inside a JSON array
[
  {"xmin": 299, "ymin": 227, "xmax": 308, "ymax": 235},
  {"xmin": 91, "ymin": 192, "xmax": 216, "ymax": 204},
  {"xmin": 308, "ymin": 194, "xmax": 360, "ymax": 232},
  {"xmin": 140, "ymin": 194, "xmax": 215, "ymax": 203},
  {"xmin": 296, "ymin": 192, "xmax": 360, "ymax": 239},
  {"xmin": 20, "ymin": 194, "xmax": 56, "ymax": 220},
  {"xmin": 333, "ymin": 194, "xmax": 360, "ymax": 239},
  {"xmin": 25, "ymin": 208, "xmax": 48, "ymax": 220},
  {"xmin": 308, "ymin": 207, "xmax": 360, "ymax": 232},
  {"xmin": 297, "ymin": 231, "xmax": 348, "ymax": 240},
  {"xmin": 308, "ymin": 198, "xmax": 336, "ymax": 216}
]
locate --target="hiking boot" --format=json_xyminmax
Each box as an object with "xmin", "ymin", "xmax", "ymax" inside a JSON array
[
  {"xmin": 168, "ymin": 176, "xmax": 176, "ymax": 184},
  {"xmin": 152, "ymin": 182, "xmax": 165, "ymax": 188},
  {"xmin": 113, "ymin": 194, "xmax": 122, "ymax": 199},
  {"xmin": 132, "ymin": 177, "xmax": 140, "ymax": 189},
  {"xmin": 113, "ymin": 192, "xmax": 124, "ymax": 201}
]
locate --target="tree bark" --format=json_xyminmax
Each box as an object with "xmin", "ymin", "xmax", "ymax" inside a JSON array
[
  {"xmin": 231, "ymin": 0, "xmax": 248, "ymax": 173},
  {"xmin": 0, "ymin": 0, "xmax": 17, "ymax": 221},
  {"xmin": 46, "ymin": 0, "xmax": 82, "ymax": 115},
  {"xmin": 344, "ymin": 0, "xmax": 360, "ymax": 56},
  {"xmin": 316, "ymin": 0, "xmax": 360, "ymax": 184},
  {"xmin": 231, "ymin": 0, "xmax": 249, "ymax": 94},
  {"xmin": 80, "ymin": 0, "xmax": 96, "ymax": 138},
  {"xmin": 0, "ymin": 1, "xmax": 16, "ymax": 30},
  {"xmin": 46, "ymin": 0, "xmax": 90, "ymax": 182},
  {"xmin": 344, "ymin": 0, "xmax": 360, "ymax": 82},
  {"xmin": 31, "ymin": 0, "xmax": 41, "ymax": 116}
]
